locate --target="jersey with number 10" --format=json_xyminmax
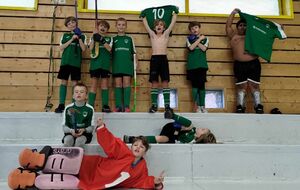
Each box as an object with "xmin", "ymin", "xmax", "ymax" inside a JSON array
[
  {"xmin": 239, "ymin": 12, "xmax": 287, "ymax": 62},
  {"xmin": 140, "ymin": 5, "xmax": 179, "ymax": 30}
]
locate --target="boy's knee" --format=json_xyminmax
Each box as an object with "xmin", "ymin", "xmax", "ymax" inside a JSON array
[
  {"xmin": 75, "ymin": 136, "xmax": 87, "ymax": 147},
  {"xmin": 63, "ymin": 135, "xmax": 75, "ymax": 147}
]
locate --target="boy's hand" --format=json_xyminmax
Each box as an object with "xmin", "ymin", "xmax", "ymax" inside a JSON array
[
  {"xmin": 77, "ymin": 128, "xmax": 85, "ymax": 136},
  {"xmin": 95, "ymin": 117, "xmax": 105, "ymax": 130},
  {"xmin": 199, "ymin": 34, "xmax": 205, "ymax": 41}
]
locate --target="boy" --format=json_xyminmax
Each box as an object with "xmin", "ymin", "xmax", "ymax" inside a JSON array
[
  {"xmin": 55, "ymin": 16, "xmax": 87, "ymax": 113},
  {"xmin": 88, "ymin": 20, "xmax": 113, "ymax": 113},
  {"xmin": 186, "ymin": 21, "xmax": 209, "ymax": 113},
  {"xmin": 226, "ymin": 8, "xmax": 264, "ymax": 113},
  {"xmin": 112, "ymin": 17, "xmax": 138, "ymax": 112},
  {"xmin": 124, "ymin": 113, "xmax": 216, "ymax": 144},
  {"xmin": 141, "ymin": 11, "xmax": 177, "ymax": 116},
  {"xmin": 62, "ymin": 83, "xmax": 94, "ymax": 148}
]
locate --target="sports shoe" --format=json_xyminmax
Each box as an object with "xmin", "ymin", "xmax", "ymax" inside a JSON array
[
  {"xmin": 123, "ymin": 135, "xmax": 135, "ymax": 143},
  {"xmin": 148, "ymin": 104, "xmax": 158, "ymax": 113},
  {"xmin": 54, "ymin": 104, "xmax": 65, "ymax": 113},
  {"xmin": 236, "ymin": 105, "xmax": 245, "ymax": 113},
  {"xmin": 164, "ymin": 105, "xmax": 174, "ymax": 119},
  {"xmin": 199, "ymin": 106, "xmax": 208, "ymax": 113},
  {"xmin": 114, "ymin": 106, "xmax": 123, "ymax": 112},
  {"xmin": 254, "ymin": 104, "xmax": 264, "ymax": 114},
  {"xmin": 102, "ymin": 105, "xmax": 111, "ymax": 113},
  {"xmin": 124, "ymin": 107, "xmax": 131, "ymax": 112}
]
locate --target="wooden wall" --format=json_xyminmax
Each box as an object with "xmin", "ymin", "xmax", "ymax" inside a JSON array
[{"xmin": 0, "ymin": 0, "xmax": 300, "ymax": 113}]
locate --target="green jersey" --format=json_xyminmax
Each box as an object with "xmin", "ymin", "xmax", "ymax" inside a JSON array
[
  {"xmin": 140, "ymin": 5, "xmax": 179, "ymax": 30},
  {"xmin": 239, "ymin": 12, "xmax": 287, "ymax": 62},
  {"xmin": 89, "ymin": 36, "xmax": 112, "ymax": 71},
  {"xmin": 178, "ymin": 127, "xmax": 196, "ymax": 143},
  {"xmin": 112, "ymin": 35, "xmax": 136, "ymax": 76},
  {"xmin": 63, "ymin": 103, "xmax": 94, "ymax": 130},
  {"xmin": 186, "ymin": 37, "xmax": 209, "ymax": 70},
  {"xmin": 60, "ymin": 32, "xmax": 87, "ymax": 68}
]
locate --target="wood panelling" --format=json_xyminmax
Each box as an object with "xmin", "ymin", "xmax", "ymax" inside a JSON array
[{"xmin": 0, "ymin": 0, "xmax": 299, "ymax": 113}]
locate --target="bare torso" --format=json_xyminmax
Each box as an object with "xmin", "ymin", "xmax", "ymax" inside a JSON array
[
  {"xmin": 150, "ymin": 33, "xmax": 169, "ymax": 55},
  {"xmin": 230, "ymin": 34, "xmax": 257, "ymax": 62}
]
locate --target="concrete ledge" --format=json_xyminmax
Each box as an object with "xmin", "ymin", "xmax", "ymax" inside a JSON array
[
  {"xmin": 1, "ymin": 144, "xmax": 300, "ymax": 182},
  {"xmin": 1, "ymin": 112, "xmax": 300, "ymax": 144}
]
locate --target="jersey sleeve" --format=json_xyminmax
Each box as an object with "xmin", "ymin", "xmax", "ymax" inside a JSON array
[
  {"xmin": 131, "ymin": 161, "xmax": 155, "ymax": 188},
  {"xmin": 201, "ymin": 37, "xmax": 209, "ymax": 48},
  {"xmin": 96, "ymin": 126, "xmax": 131, "ymax": 159},
  {"xmin": 271, "ymin": 22, "xmax": 287, "ymax": 39}
]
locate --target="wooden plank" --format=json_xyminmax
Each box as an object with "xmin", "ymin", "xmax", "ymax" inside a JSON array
[{"xmin": 1, "ymin": 73, "xmax": 300, "ymax": 91}]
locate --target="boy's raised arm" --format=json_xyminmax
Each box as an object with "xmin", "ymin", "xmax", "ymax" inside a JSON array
[
  {"xmin": 226, "ymin": 8, "xmax": 240, "ymax": 39},
  {"xmin": 164, "ymin": 13, "xmax": 177, "ymax": 36},
  {"xmin": 142, "ymin": 17, "xmax": 154, "ymax": 36}
]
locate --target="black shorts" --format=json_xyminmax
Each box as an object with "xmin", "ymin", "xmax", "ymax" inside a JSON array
[
  {"xmin": 186, "ymin": 68, "xmax": 208, "ymax": 89},
  {"xmin": 160, "ymin": 122, "xmax": 177, "ymax": 143},
  {"xmin": 234, "ymin": 59, "xmax": 261, "ymax": 85},
  {"xmin": 57, "ymin": 65, "xmax": 81, "ymax": 81},
  {"xmin": 149, "ymin": 55, "xmax": 170, "ymax": 83},
  {"xmin": 62, "ymin": 132, "xmax": 93, "ymax": 144},
  {"xmin": 113, "ymin": 73, "xmax": 132, "ymax": 78},
  {"xmin": 90, "ymin": 68, "xmax": 110, "ymax": 78}
]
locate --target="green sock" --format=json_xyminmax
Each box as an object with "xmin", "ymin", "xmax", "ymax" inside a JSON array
[
  {"xmin": 88, "ymin": 92, "xmax": 96, "ymax": 107},
  {"xmin": 192, "ymin": 88, "xmax": 199, "ymax": 105},
  {"xmin": 114, "ymin": 87, "xmax": 122, "ymax": 108},
  {"xmin": 146, "ymin": 136, "xmax": 157, "ymax": 143},
  {"xmin": 59, "ymin": 84, "xmax": 67, "ymax": 104},
  {"xmin": 163, "ymin": 88, "xmax": 170, "ymax": 106},
  {"xmin": 123, "ymin": 87, "xmax": 131, "ymax": 108},
  {"xmin": 172, "ymin": 113, "xmax": 192, "ymax": 127},
  {"xmin": 151, "ymin": 88, "xmax": 158, "ymax": 106},
  {"xmin": 199, "ymin": 89, "xmax": 206, "ymax": 106},
  {"xmin": 101, "ymin": 89, "xmax": 109, "ymax": 106}
]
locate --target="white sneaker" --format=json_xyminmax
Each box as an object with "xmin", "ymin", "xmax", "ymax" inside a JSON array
[{"xmin": 199, "ymin": 106, "xmax": 208, "ymax": 113}]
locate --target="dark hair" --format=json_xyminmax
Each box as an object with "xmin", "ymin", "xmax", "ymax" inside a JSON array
[
  {"xmin": 73, "ymin": 82, "xmax": 88, "ymax": 94},
  {"xmin": 154, "ymin": 19, "xmax": 166, "ymax": 28},
  {"xmin": 236, "ymin": 19, "xmax": 246, "ymax": 28},
  {"xmin": 97, "ymin": 20, "xmax": 110, "ymax": 30},
  {"xmin": 64, "ymin": 16, "xmax": 77, "ymax": 27},
  {"xmin": 188, "ymin": 21, "xmax": 201, "ymax": 31},
  {"xmin": 132, "ymin": 136, "xmax": 150, "ymax": 151},
  {"xmin": 195, "ymin": 130, "xmax": 217, "ymax": 144}
]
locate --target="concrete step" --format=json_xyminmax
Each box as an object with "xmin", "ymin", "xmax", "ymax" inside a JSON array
[
  {"xmin": 1, "ymin": 144, "xmax": 300, "ymax": 183},
  {"xmin": 1, "ymin": 112, "xmax": 300, "ymax": 144}
]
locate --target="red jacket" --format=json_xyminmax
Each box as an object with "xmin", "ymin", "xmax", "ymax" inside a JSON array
[{"xmin": 78, "ymin": 126, "xmax": 155, "ymax": 190}]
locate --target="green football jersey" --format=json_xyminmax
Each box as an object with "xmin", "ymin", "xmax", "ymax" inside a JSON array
[
  {"xmin": 89, "ymin": 36, "xmax": 112, "ymax": 71},
  {"xmin": 178, "ymin": 127, "xmax": 196, "ymax": 143},
  {"xmin": 60, "ymin": 32, "xmax": 87, "ymax": 68},
  {"xmin": 239, "ymin": 12, "xmax": 287, "ymax": 62},
  {"xmin": 64, "ymin": 103, "xmax": 94, "ymax": 130},
  {"xmin": 186, "ymin": 37, "xmax": 209, "ymax": 70},
  {"xmin": 112, "ymin": 35, "xmax": 136, "ymax": 76},
  {"xmin": 140, "ymin": 5, "xmax": 179, "ymax": 30}
]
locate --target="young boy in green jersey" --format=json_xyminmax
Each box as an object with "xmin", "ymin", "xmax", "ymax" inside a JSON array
[
  {"xmin": 55, "ymin": 16, "xmax": 87, "ymax": 113},
  {"xmin": 226, "ymin": 8, "xmax": 264, "ymax": 114},
  {"xmin": 141, "ymin": 10, "xmax": 177, "ymax": 117},
  {"xmin": 62, "ymin": 83, "xmax": 95, "ymax": 148},
  {"xmin": 112, "ymin": 17, "xmax": 138, "ymax": 112},
  {"xmin": 124, "ymin": 113, "xmax": 216, "ymax": 144},
  {"xmin": 186, "ymin": 21, "xmax": 209, "ymax": 113},
  {"xmin": 88, "ymin": 20, "xmax": 113, "ymax": 113}
]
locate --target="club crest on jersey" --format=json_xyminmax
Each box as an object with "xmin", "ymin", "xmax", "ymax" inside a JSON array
[
  {"xmin": 83, "ymin": 111, "xmax": 88, "ymax": 117},
  {"xmin": 124, "ymin": 39, "xmax": 129, "ymax": 44},
  {"xmin": 265, "ymin": 24, "xmax": 270, "ymax": 29}
]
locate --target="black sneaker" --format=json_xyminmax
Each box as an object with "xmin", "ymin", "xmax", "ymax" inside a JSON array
[
  {"xmin": 123, "ymin": 135, "xmax": 135, "ymax": 143},
  {"xmin": 236, "ymin": 105, "xmax": 245, "ymax": 113},
  {"xmin": 164, "ymin": 105, "xmax": 174, "ymax": 119},
  {"xmin": 255, "ymin": 104, "xmax": 264, "ymax": 114},
  {"xmin": 102, "ymin": 105, "xmax": 111, "ymax": 113},
  {"xmin": 148, "ymin": 105, "xmax": 158, "ymax": 113},
  {"xmin": 54, "ymin": 104, "xmax": 65, "ymax": 113}
]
